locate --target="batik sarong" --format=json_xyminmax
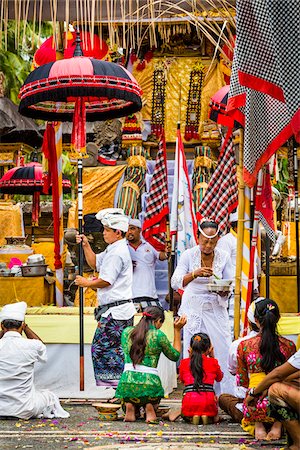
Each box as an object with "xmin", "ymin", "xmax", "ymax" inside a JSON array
[{"xmin": 91, "ymin": 314, "xmax": 134, "ymax": 387}]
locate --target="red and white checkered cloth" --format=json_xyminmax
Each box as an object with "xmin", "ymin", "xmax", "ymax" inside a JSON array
[
  {"xmin": 197, "ymin": 131, "xmax": 238, "ymax": 233},
  {"xmin": 227, "ymin": 0, "xmax": 298, "ymax": 187},
  {"xmin": 142, "ymin": 134, "xmax": 169, "ymax": 251}
]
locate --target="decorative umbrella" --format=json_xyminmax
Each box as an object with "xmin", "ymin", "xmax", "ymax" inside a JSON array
[
  {"xmin": 0, "ymin": 161, "xmax": 71, "ymax": 229},
  {"xmin": 208, "ymin": 85, "xmax": 242, "ymax": 130},
  {"xmin": 33, "ymin": 31, "xmax": 109, "ymax": 68},
  {"xmin": 18, "ymin": 34, "xmax": 142, "ymax": 391}
]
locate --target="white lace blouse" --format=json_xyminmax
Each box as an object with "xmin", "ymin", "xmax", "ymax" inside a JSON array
[{"xmin": 171, "ymin": 246, "xmax": 234, "ymax": 314}]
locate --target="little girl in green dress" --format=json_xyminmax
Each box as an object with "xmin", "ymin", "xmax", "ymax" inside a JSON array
[{"xmin": 115, "ymin": 306, "xmax": 186, "ymax": 423}]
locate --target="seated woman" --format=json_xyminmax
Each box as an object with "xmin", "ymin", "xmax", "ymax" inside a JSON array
[
  {"xmin": 245, "ymin": 348, "xmax": 300, "ymax": 450},
  {"xmin": 236, "ymin": 298, "xmax": 296, "ymax": 441},
  {"xmin": 115, "ymin": 306, "xmax": 186, "ymax": 423},
  {"xmin": 178, "ymin": 333, "xmax": 223, "ymax": 425}
]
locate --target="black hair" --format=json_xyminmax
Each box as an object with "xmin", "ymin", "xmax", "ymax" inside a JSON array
[
  {"xmin": 249, "ymin": 321, "xmax": 260, "ymax": 333},
  {"xmin": 190, "ymin": 333, "xmax": 211, "ymax": 390},
  {"xmin": 2, "ymin": 319, "xmax": 22, "ymax": 329},
  {"xmin": 230, "ymin": 221, "xmax": 238, "ymax": 230},
  {"xmin": 114, "ymin": 229, "xmax": 126, "ymax": 238},
  {"xmin": 254, "ymin": 298, "xmax": 285, "ymax": 373},
  {"xmin": 197, "ymin": 220, "xmax": 219, "ymax": 237},
  {"xmin": 129, "ymin": 306, "xmax": 165, "ymax": 366}
]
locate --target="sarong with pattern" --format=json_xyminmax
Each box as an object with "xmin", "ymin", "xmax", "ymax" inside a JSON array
[{"xmin": 91, "ymin": 314, "xmax": 134, "ymax": 387}]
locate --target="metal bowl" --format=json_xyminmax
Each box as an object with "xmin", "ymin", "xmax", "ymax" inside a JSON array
[
  {"xmin": 27, "ymin": 254, "xmax": 45, "ymax": 265},
  {"xmin": 21, "ymin": 264, "xmax": 47, "ymax": 277}
]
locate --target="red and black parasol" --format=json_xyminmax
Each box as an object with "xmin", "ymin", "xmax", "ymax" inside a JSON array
[
  {"xmin": 18, "ymin": 35, "xmax": 142, "ymax": 390},
  {"xmin": 0, "ymin": 162, "xmax": 71, "ymax": 226},
  {"xmin": 209, "ymin": 85, "xmax": 242, "ymax": 130},
  {"xmin": 33, "ymin": 31, "xmax": 109, "ymax": 68},
  {"xmin": 19, "ymin": 57, "xmax": 142, "ymax": 122}
]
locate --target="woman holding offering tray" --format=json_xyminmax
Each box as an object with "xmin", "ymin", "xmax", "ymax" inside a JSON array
[{"xmin": 171, "ymin": 220, "xmax": 235, "ymax": 395}]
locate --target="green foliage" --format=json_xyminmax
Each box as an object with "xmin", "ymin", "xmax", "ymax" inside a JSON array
[
  {"xmin": 0, "ymin": 20, "xmax": 53, "ymax": 102},
  {"xmin": 274, "ymin": 158, "xmax": 289, "ymax": 194}
]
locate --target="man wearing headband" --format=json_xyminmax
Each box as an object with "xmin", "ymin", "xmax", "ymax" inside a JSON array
[
  {"xmin": 75, "ymin": 208, "xmax": 136, "ymax": 388},
  {"xmin": 219, "ymin": 297, "xmax": 264, "ymax": 423},
  {"xmin": 0, "ymin": 302, "xmax": 69, "ymax": 419},
  {"xmin": 171, "ymin": 219, "xmax": 235, "ymax": 395},
  {"xmin": 126, "ymin": 217, "xmax": 169, "ymax": 311}
]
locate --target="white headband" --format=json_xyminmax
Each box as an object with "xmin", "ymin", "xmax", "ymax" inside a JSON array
[
  {"xmin": 198, "ymin": 226, "xmax": 219, "ymax": 239},
  {"xmin": 247, "ymin": 297, "xmax": 265, "ymax": 324}
]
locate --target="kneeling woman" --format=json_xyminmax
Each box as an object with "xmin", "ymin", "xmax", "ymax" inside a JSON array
[{"xmin": 115, "ymin": 306, "xmax": 186, "ymax": 423}]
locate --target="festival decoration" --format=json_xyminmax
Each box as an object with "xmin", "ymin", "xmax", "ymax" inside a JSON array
[
  {"xmin": 192, "ymin": 146, "xmax": 213, "ymax": 211},
  {"xmin": 142, "ymin": 133, "xmax": 169, "ymax": 251},
  {"xmin": 121, "ymin": 114, "xmax": 143, "ymax": 148},
  {"xmin": 197, "ymin": 131, "xmax": 238, "ymax": 233},
  {"xmin": 151, "ymin": 62, "xmax": 167, "ymax": 139},
  {"xmin": 184, "ymin": 61, "xmax": 205, "ymax": 141},
  {"xmin": 117, "ymin": 146, "xmax": 146, "ymax": 218},
  {"xmin": 170, "ymin": 126, "xmax": 197, "ymax": 259},
  {"xmin": 0, "ymin": 161, "xmax": 71, "ymax": 228}
]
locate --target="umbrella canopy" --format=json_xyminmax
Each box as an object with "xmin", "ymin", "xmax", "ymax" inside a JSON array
[
  {"xmin": 0, "ymin": 162, "xmax": 71, "ymax": 194},
  {"xmin": 0, "ymin": 97, "xmax": 43, "ymax": 146},
  {"xmin": 19, "ymin": 57, "xmax": 142, "ymax": 122},
  {"xmin": 209, "ymin": 85, "xmax": 241, "ymax": 129},
  {"xmin": 34, "ymin": 31, "xmax": 109, "ymax": 67}
]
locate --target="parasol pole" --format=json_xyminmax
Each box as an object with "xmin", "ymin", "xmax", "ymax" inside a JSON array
[
  {"xmin": 233, "ymin": 129, "xmax": 244, "ymax": 339},
  {"xmin": 292, "ymin": 138, "xmax": 300, "ymax": 312},
  {"xmin": 78, "ymin": 157, "xmax": 85, "ymax": 391},
  {"xmin": 73, "ymin": 29, "xmax": 85, "ymax": 391}
]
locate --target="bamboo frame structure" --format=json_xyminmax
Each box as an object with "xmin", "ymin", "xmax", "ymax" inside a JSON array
[
  {"xmin": 2, "ymin": 0, "xmax": 236, "ymax": 60},
  {"xmin": 233, "ymin": 128, "xmax": 244, "ymax": 339}
]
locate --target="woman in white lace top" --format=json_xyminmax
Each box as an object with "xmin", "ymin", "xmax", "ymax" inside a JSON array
[{"xmin": 171, "ymin": 220, "xmax": 235, "ymax": 395}]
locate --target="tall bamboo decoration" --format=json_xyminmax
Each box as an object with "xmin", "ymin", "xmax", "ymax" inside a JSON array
[{"xmin": 233, "ymin": 129, "xmax": 245, "ymax": 339}]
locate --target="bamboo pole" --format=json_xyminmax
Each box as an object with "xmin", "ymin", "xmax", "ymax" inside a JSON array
[{"xmin": 233, "ymin": 129, "xmax": 244, "ymax": 339}]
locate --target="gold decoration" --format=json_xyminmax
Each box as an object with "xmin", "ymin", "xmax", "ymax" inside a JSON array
[
  {"xmin": 121, "ymin": 181, "xmax": 140, "ymax": 196},
  {"xmin": 127, "ymin": 155, "xmax": 147, "ymax": 169},
  {"xmin": 195, "ymin": 156, "xmax": 212, "ymax": 169}
]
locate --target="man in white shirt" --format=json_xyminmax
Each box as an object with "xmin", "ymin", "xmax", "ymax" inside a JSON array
[
  {"xmin": 126, "ymin": 218, "xmax": 169, "ymax": 311},
  {"xmin": 75, "ymin": 208, "xmax": 136, "ymax": 387},
  {"xmin": 0, "ymin": 302, "xmax": 69, "ymax": 420}
]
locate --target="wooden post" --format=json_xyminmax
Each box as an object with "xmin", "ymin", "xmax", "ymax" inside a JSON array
[
  {"xmin": 166, "ymin": 220, "xmax": 174, "ymax": 313},
  {"xmin": 233, "ymin": 129, "xmax": 244, "ymax": 339}
]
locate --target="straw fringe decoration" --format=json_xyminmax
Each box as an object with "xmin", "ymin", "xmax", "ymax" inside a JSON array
[{"xmin": 1, "ymin": 1, "xmax": 236, "ymax": 56}]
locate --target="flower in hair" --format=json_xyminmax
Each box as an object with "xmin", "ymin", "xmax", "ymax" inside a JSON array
[
  {"xmin": 193, "ymin": 335, "xmax": 202, "ymax": 342},
  {"xmin": 142, "ymin": 312, "xmax": 152, "ymax": 318},
  {"xmin": 267, "ymin": 304, "xmax": 275, "ymax": 311}
]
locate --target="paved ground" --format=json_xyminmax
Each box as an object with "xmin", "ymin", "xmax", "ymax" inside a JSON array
[{"xmin": 0, "ymin": 400, "xmax": 287, "ymax": 450}]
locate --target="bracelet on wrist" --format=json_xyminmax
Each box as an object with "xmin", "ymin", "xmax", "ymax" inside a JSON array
[
  {"xmin": 248, "ymin": 387, "xmax": 259, "ymax": 397},
  {"xmin": 192, "ymin": 271, "xmax": 195, "ymax": 279}
]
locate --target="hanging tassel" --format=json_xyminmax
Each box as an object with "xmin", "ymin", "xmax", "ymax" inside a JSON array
[{"xmin": 71, "ymin": 97, "xmax": 87, "ymax": 157}]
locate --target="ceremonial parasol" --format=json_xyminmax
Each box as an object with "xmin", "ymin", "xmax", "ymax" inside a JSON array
[
  {"xmin": 33, "ymin": 31, "xmax": 109, "ymax": 68},
  {"xmin": 18, "ymin": 35, "xmax": 142, "ymax": 390},
  {"xmin": 209, "ymin": 85, "xmax": 242, "ymax": 130},
  {"xmin": 0, "ymin": 161, "xmax": 71, "ymax": 230}
]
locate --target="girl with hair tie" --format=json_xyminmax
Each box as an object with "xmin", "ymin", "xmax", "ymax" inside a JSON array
[
  {"xmin": 236, "ymin": 298, "xmax": 296, "ymax": 441},
  {"xmin": 171, "ymin": 220, "xmax": 235, "ymax": 395},
  {"xmin": 169, "ymin": 333, "xmax": 223, "ymax": 424},
  {"xmin": 115, "ymin": 306, "xmax": 186, "ymax": 423}
]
